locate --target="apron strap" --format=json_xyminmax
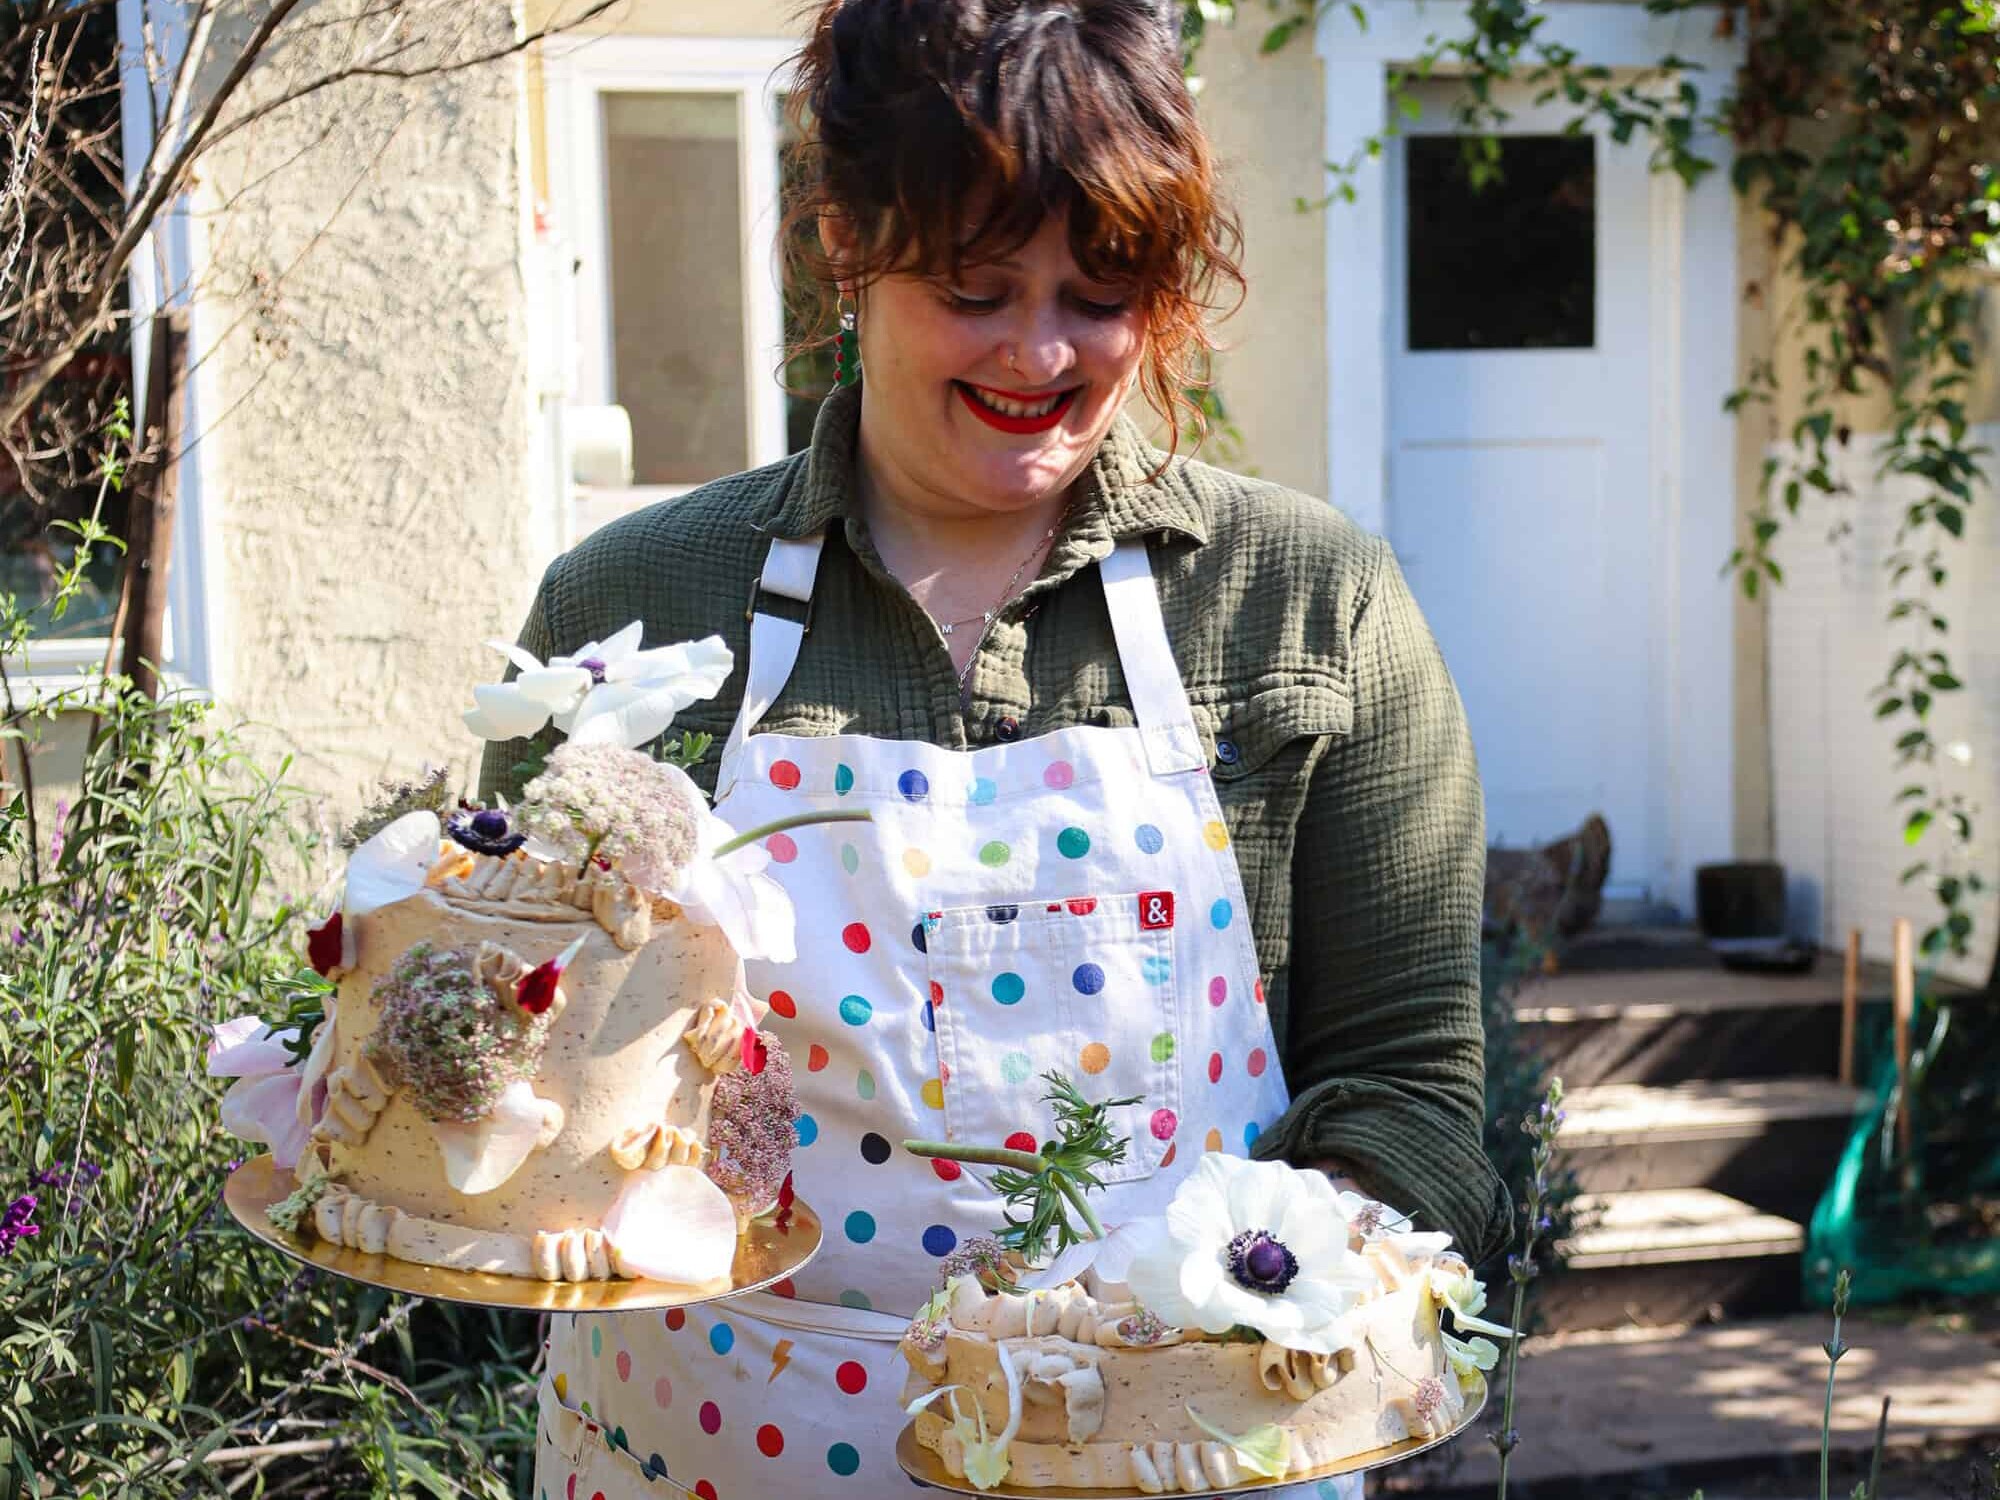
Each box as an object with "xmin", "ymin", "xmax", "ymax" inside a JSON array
[
  {"xmin": 716, "ymin": 534, "xmax": 824, "ymax": 798},
  {"xmin": 1099, "ymin": 539, "xmax": 1206, "ymax": 776},
  {"xmin": 718, "ymin": 533, "xmax": 1204, "ymax": 789}
]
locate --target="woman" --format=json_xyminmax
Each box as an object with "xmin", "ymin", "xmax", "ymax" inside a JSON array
[{"xmin": 487, "ymin": 2, "xmax": 1509, "ymax": 1493}]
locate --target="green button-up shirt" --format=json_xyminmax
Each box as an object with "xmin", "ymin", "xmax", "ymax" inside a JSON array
[{"xmin": 479, "ymin": 385, "xmax": 1510, "ymax": 1262}]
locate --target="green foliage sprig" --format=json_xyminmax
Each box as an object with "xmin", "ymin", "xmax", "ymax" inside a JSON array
[{"xmin": 905, "ymin": 1072, "xmax": 1139, "ymax": 1264}]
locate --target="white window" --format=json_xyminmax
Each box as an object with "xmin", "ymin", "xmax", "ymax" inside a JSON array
[
  {"xmin": 541, "ymin": 37, "xmax": 819, "ymax": 538},
  {"xmin": 4, "ymin": 0, "xmax": 219, "ymax": 702}
]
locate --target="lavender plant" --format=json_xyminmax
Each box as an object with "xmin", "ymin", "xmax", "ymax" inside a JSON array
[
  {"xmin": 1490, "ymin": 1076, "xmax": 1564, "ymax": 1497},
  {"xmin": 0, "ymin": 413, "xmax": 538, "ymax": 1497}
]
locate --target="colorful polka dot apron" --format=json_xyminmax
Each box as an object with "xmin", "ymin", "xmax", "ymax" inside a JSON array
[{"xmin": 534, "ymin": 536, "xmax": 1361, "ymax": 1500}]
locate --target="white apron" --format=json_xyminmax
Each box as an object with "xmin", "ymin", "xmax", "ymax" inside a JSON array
[{"xmin": 534, "ymin": 535, "xmax": 1359, "ymax": 1500}]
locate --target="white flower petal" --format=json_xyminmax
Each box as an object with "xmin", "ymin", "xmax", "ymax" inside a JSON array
[
  {"xmin": 486, "ymin": 639, "xmax": 546, "ymax": 676},
  {"xmin": 430, "ymin": 1081, "xmax": 548, "ymax": 1195},
  {"xmin": 220, "ymin": 1071, "xmax": 310, "ymax": 1169},
  {"xmin": 1016, "ymin": 1238, "xmax": 1102, "ymax": 1291},
  {"xmin": 295, "ymin": 1002, "xmax": 341, "ymax": 1126},
  {"xmin": 567, "ymin": 682, "xmax": 698, "ymax": 750},
  {"xmin": 466, "ymin": 683, "xmax": 554, "ymax": 742},
  {"xmin": 590, "ymin": 620, "xmax": 647, "ymax": 666},
  {"xmin": 1092, "ymin": 1218, "xmax": 1164, "ymax": 1286},
  {"xmin": 602, "ymin": 1165, "xmax": 738, "ymax": 1284},
  {"xmin": 344, "ymin": 810, "xmax": 440, "ymax": 917},
  {"xmin": 515, "ymin": 666, "xmax": 592, "ymax": 711},
  {"xmin": 207, "ymin": 1019, "xmax": 297, "ymax": 1078},
  {"xmin": 1224, "ymin": 1157, "xmax": 1291, "ymax": 1233},
  {"xmin": 675, "ymin": 853, "xmax": 797, "ymax": 964},
  {"xmin": 462, "ymin": 707, "xmax": 507, "ymax": 741}
]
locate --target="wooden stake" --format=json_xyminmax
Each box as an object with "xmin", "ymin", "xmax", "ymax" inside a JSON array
[
  {"xmin": 1839, "ymin": 927, "xmax": 1861, "ymax": 1087},
  {"xmin": 118, "ymin": 311, "xmax": 186, "ymax": 701},
  {"xmin": 1891, "ymin": 917, "xmax": 1914, "ymax": 1158}
]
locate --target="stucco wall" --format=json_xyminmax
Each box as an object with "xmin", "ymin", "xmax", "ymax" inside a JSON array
[
  {"xmin": 523, "ymin": 0, "xmax": 1328, "ymax": 495},
  {"xmin": 190, "ymin": 0, "xmax": 543, "ymax": 822}
]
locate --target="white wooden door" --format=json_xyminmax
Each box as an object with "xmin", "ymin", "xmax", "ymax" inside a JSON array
[{"xmin": 1387, "ymin": 81, "xmax": 1659, "ymax": 896}]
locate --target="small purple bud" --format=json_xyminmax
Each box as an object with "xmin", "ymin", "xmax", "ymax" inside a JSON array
[{"xmin": 577, "ymin": 656, "xmax": 608, "ymax": 684}]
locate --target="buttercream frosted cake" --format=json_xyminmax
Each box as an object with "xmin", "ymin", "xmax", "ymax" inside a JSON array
[
  {"xmin": 901, "ymin": 1084, "xmax": 1506, "ymax": 1491},
  {"xmin": 212, "ymin": 626, "xmax": 806, "ymax": 1287}
]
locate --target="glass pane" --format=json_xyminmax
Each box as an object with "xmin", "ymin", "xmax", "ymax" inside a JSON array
[
  {"xmin": 1405, "ymin": 134, "xmax": 1595, "ymax": 352},
  {"xmin": 603, "ymin": 92, "xmax": 748, "ymax": 484},
  {"xmin": 1, "ymin": 358, "xmax": 132, "ymax": 639}
]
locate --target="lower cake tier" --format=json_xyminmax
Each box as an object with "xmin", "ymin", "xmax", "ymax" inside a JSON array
[
  {"xmin": 903, "ymin": 1279, "xmax": 1468, "ymax": 1492},
  {"xmin": 298, "ymin": 1177, "xmax": 729, "ymax": 1288}
]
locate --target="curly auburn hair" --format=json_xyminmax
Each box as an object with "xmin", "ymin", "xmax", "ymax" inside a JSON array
[{"xmin": 781, "ymin": 0, "xmax": 1246, "ymax": 456}]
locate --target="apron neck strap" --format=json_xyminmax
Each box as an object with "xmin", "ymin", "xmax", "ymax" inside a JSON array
[
  {"xmin": 716, "ymin": 533, "xmax": 824, "ymax": 798},
  {"xmin": 716, "ymin": 532, "xmax": 1205, "ymax": 794},
  {"xmin": 1098, "ymin": 538, "xmax": 1205, "ymax": 776}
]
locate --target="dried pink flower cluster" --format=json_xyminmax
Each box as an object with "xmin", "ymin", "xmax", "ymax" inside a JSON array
[
  {"xmin": 937, "ymin": 1235, "xmax": 1009, "ymax": 1285},
  {"xmin": 365, "ymin": 942, "xmax": 552, "ymax": 1122},
  {"xmin": 1115, "ymin": 1307, "xmax": 1172, "ymax": 1346},
  {"xmin": 519, "ymin": 743, "xmax": 704, "ymax": 891},
  {"xmin": 703, "ymin": 1032, "xmax": 796, "ymax": 1214}
]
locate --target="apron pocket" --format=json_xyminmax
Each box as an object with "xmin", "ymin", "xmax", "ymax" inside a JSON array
[{"xmin": 925, "ymin": 891, "xmax": 1181, "ymax": 1183}]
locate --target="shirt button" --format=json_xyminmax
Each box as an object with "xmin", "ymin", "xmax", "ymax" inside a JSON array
[
  {"xmin": 1215, "ymin": 738, "xmax": 1240, "ymax": 766},
  {"xmin": 995, "ymin": 716, "xmax": 1021, "ymax": 742}
]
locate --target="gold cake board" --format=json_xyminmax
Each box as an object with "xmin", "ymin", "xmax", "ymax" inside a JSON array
[
  {"xmin": 223, "ymin": 1154, "xmax": 822, "ymax": 1312},
  {"xmin": 895, "ymin": 1377, "xmax": 1487, "ymax": 1498}
]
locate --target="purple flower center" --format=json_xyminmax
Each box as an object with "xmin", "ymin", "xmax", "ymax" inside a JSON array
[
  {"xmin": 577, "ymin": 656, "xmax": 608, "ymax": 684},
  {"xmin": 1225, "ymin": 1228, "xmax": 1299, "ymax": 1294},
  {"xmin": 446, "ymin": 807, "xmax": 528, "ymax": 858}
]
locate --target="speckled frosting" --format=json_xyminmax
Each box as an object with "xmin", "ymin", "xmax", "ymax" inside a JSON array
[
  {"xmin": 900, "ymin": 1238, "xmax": 1473, "ymax": 1492},
  {"xmin": 295, "ymin": 847, "xmax": 786, "ymax": 1283}
]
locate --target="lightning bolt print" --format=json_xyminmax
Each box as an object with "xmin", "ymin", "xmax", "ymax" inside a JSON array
[{"xmin": 768, "ymin": 1337, "xmax": 794, "ymax": 1383}]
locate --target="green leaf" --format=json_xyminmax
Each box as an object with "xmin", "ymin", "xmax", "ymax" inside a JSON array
[
  {"xmin": 1185, "ymin": 1405, "xmax": 1293, "ymax": 1479},
  {"xmin": 89, "ymin": 1321, "xmax": 114, "ymax": 1420},
  {"xmin": 1875, "ymin": 698, "xmax": 1903, "ymax": 718},
  {"xmin": 1905, "ymin": 810, "xmax": 1934, "ymax": 845}
]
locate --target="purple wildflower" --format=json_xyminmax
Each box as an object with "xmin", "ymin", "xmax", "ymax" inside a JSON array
[
  {"xmin": 0, "ymin": 1194, "xmax": 41, "ymax": 1253},
  {"xmin": 31, "ymin": 1160, "xmax": 102, "ymax": 1216},
  {"xmin": 704, "ymin": 1034, "xmax": 796, "ymax": 1216},
  {"xmin": 49, "ymin": 799, "xmax": 67, "ymax": 863}
]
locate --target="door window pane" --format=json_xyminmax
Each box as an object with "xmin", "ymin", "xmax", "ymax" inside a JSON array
[
  {"xmin": 1406, "ymin": 134, "xmax": 1595, "ymax": 352},
  {"xmin": 603, "ymin": 92, "xmax": 748, "ymax": 484}
]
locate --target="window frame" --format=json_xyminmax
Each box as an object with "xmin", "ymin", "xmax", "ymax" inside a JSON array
[
  {"xmin": 540, "ymin": 36, "xmax": 799, "ymax": 517},
  {"xmin": 3, "ymin": 0, "xmax": 221, "ymax": 702}
]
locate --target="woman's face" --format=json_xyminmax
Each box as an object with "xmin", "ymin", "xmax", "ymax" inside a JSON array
[{"xmin": 840, "ymin": 212, "xmax": 1150, "ymax": 523}]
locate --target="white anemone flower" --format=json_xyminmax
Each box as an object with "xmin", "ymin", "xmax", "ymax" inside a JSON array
[
  {"xmin": 464, "ymin": 623, "xmax": 732, "ymax": 750},
  {"xmin": 1125, "ymin": 1154, "xmax": 1377, "ymax": 1355}
]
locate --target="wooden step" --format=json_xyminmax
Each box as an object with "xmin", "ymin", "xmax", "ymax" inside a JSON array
[
  {"xmin": 1515, "ymin": 959, "xmax": 1878, "ymax": 1087},
  {"xmin": 1559, "ymin": 1078, "xmax": 1867, "ymax": 1213},
  {"xmin": 1539, "ymin": 1188, "xmax": 1805, "ymax": 1330}
]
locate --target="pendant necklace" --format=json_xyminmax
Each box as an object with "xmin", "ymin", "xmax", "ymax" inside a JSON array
[{"xmin": 940, "ymin": 500, "xmax": 1072, "ymax": 688}]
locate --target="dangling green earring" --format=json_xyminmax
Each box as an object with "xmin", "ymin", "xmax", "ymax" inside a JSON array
[{"xmin": 833, "ymin": 291, "xmax": 860, "ymax": 388}]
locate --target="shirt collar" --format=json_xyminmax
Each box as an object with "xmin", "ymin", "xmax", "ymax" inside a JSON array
[{"xmin": 762, "ymin": 382, "xmax": 1211, "ymax": 548}]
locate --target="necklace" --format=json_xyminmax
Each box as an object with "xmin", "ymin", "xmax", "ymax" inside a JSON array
[{"xmin": 940, "ymin": 501, "xmax": 1072, "ymax": 688}]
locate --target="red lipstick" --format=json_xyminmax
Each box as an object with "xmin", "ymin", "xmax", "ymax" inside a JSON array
[{"xmin": 955, "ymin": 381, "xmax": 1078, "ymax": 435}]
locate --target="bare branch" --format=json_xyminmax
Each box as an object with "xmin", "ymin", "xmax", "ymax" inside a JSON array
[
  {"xmin": 0, "ymin": 29, "xmax": 50, "ymax": 306},
  {"xmin": 194, "ymin": 0, "xmax": 625, "ymax": 161}
]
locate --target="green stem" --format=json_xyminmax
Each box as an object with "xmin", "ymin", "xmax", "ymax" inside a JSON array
[
  {"xmin": 902, "ymin": 1139, "xmax": 1045, "ymax": 1175},
  {"xmin": 1494, "ymin": 1271, "xmax": 1530, "ymax": 1499},
  {"xmin": 712, "ymin": 809, "xmax": 873, "ymax": 858},
  {"xmin": 1054, "ymin": 1173, "xmax": 1105, "ymax": 1242},
  {"xmin": 1821, "ymin": 1310, "xmax": 1844, "ymax": 1500}
]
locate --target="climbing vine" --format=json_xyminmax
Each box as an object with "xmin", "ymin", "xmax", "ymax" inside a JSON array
[{"xmin": 1189, "ymin": 0, "xmax": 2000, "ymax": 970}]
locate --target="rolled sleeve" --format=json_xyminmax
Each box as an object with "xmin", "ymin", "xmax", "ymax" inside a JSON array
[{"xmin": 1252, "ymin": 538, "xmax": 1512, "ymax": 1264}]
